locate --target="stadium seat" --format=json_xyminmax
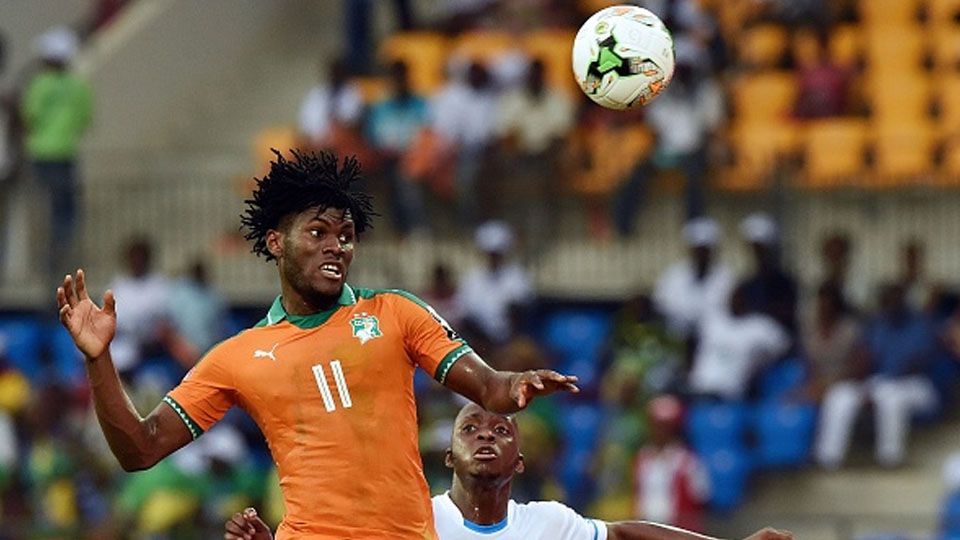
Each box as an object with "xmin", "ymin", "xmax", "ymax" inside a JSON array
[
  {"xmin": 871, "ymin": 121, "xmax": 936, "ymax": 181},
  {"xmin": 932, "ymin": 26, "xmax": 960, "ymax": 70},
  {"xmin": 686, "ymin": 401, "xmax": 751, "ymax": 454},
  {"xmin": 753, "ymin": 401, "xmax": 817, "ymax": 468},
  {"xmin": 540, "ymin": 310, "xmax": 612, "ymax": 366},
  {"xmin": 937, "ymin": 75, "xmax": 960, "ymax": 136},
  {"xmin": 868, "ymin": 74, "xmax": 932, "ymax": 122},
  {"xmin": 0, "ymin": 318, "xmax": 44, "ymax": 383},
  {"xmin": 702, "ymin": 446, "xmax": 754, "ymax": 512},
  {"xmin": 939, "ymin": 136, "xmax": 960, "ymax": 180},
  {"xmin": 379, "ymin": 32, "xmax": 448, "ymax": 94},
  {"xmin": 352, "ymin": 76, "xmax": 389, "ymax": 104},
  {"xmin": 941, "ymin": 490, "xmax": 960, "ymax": 535},
  {"xmin": 758, "ymin": 357, "xmax": 807, "ymax": 400},
  {"xmin": 726, "ymin": 121, "xmax": 800, "ymax": 186},
  {"xmin": 864, "ymin": 26, "xmax": 926, "ymax": 70},
  {"xmin": 928, "ymin": 0, "xmax": 960, "ymax": 23},
  {"xmin": 562, "ymin": 403, "xmax": 605, "ymax": 451},
  {"xmin": 830, "ymin": 25, "xmax": 863, "ymax": 67},
  {"xmin": 569, "ymin": 124, "xmax": 653, "ymax": 196},
  {"xmin": 251, "ymin": 126, "xmax": 299, "ymax": 178},
  {"xmin": 730, "ymin": 72, "xmax": 797, "ymax": 123},
  {"xmin": 450, "ymin": 30, "xmax": 514, "ymax": 65},
  {"xmin": 524, "ymin": 30, "xmax": 578, "ymax": 94},
  {"xmin": 739, "ymin": 24, "xmax": 789, "ymax": 68},
  {"xmin": 801, "ymin": 118, "xmax": 869, "ymax": 186},
  {"xmin": 49, "ymin": 324, "xmax": 84, "ymax": 385},
  {"xmin": 859, "ymin": 0, "xmax": 922, "ymax": 23},
  {"xmin": 792, "ymin": 28, "xmax": 821, "ymax": 67}
]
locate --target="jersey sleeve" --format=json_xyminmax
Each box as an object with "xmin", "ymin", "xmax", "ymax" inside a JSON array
[
  {"xmin": 391, "ymin": 291, "xmax": 472, "ymax": 384},
  {"xmin": 163, "ymin": 343, "xmax": 236, "ymax": 439},
  {"xmin": 526, "ymin": 501, "xmax": 608, "ymax": 540}
]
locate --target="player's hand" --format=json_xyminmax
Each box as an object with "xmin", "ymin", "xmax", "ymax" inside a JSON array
[
  {"xmin": 511, "ymin": 369, "xmax": 579, "ymax": 408},
  {"xmin": 56, "ymin": 269, "xmax": 117, "ymax": 360},
  {"xmin": 224, "ymin": 508, "xmax": 272, "ymax": 540},
  {"xmin": 743, "ymin": 527, "xmax": 794, "ymax": 540}
]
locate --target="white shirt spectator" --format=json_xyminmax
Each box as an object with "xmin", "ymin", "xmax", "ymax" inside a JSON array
[
  {"xmin": 432, "ymin": 492, "xmax": 608, "ymax": 540},
  {"xmin": 497, "ymin": 88, "xmax": 574, "ymax": 154},
  {"xmin": 109, "ymin": 273, "xmax": 171, "ymax": 372},
  {"xmin": 689, "ymin": 311, "xmax": 790, "ymax": 399},
  {"xmin": 432, "ymin": 82, "xmax": 499, "ymax": 149},
  {"xmin": 646, "ymin": 78, "xmax": 723, "ymax": 155},
  {"xmin": 457, "ymin": 263, "xmax": 532, "ymax": 343},
  {"xmin": 298, "ymin": 84, "xmax": 363, "ymax": 143},
  {"xmin": 654, "ymin": 261, "xmax": 734, "ymax": 338}
]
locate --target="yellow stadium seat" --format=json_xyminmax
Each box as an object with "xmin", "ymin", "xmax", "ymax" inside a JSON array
[
  {"xmin": 868, "ymin": 73, "xmax": 932, "ymax": 121},
  {"xmin": 860, "ymin": 0, "xmax": 921, "ymax": 23},
  {"xmin": 379, "ymin": 32, "xmax": 449, "ymax": 94},
  {"xmin": 927, "ymin": 0, "xmax": 960, "ymax": 22},
  {"xmin": 864, "ymin": 26, "xmax": 926, "ymax": 69},
  {"xmin": 725, "ymin": 121, "xmax": 800, "ymax": 188},
  {"xmin": 937, "ymin": 74, "xmax": 960, "ymax": 136},
  {"xmin": 352, "ymin": 76, "xmax": 389, "ymax": 104},
  {"xmin": 253, "ymin": 126, "xmax": 299, "ymax": 174},
  {"xmin": 731, "ymin": 72, "xmax": 798, "ymax": 122},
  {"xmin": 871, "ymin": 120, "xmax": 935, "ymax": 181},
  {"xmin": 740, "ymin": 24, "xmax": 789, "ymax": 68},
  {"xmin": 937, "ymin": 136, "xmax": 960, "ymax": 181},
  {"xmin": 802, "ymin": 118, "xmax": 868, "ymax": 186},
  {"xmin": 524, "ymin": 29, "xmax": 578, "ymax": 94},
  {"xmin": 792, "ymin": 29, "xmax": 821, "ymax": 67},
  {"xmin": 569, "ymin": 124, "xmax": 653, "ymax": 196},
  {"xmin": 830, "ymin": 24, "xmax": 863, "ymax": 66},
  {"xmin": 451, "ymin": 30, "xmax": 514, "ymax": 65},
  {"xmin": 931, "ymin": 25, "xmax": 960, "ymax": 69}
]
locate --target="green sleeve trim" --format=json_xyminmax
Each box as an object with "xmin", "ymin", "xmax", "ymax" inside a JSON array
[
  {"xmin": 435, "ymin": 344, "xmax": 473, "ymax": 385},
  {"xmin": 162, "ymin": 395, "xmax": 204, "ymax": 440}
]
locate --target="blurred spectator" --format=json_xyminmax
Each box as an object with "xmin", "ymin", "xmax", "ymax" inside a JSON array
[
  {"xmin": 817, "ymin": 231, "xmax": 868, "ymax": 312},
  {"xmin": 87, "ymin": 0, "xmax": 130, "ymax": 34},
  {"xmin": 298, "ymin": 58, "xmax": 363, "ymax": 150},
  {"xmin": 0, "ymin": 31, "xmax": 23, "ymax": 285},
  {"xmin": 793, "ymin": 33, "xmax": 854, "ymax": 119},
  {"xmin": 899, "ymin": 239, "xmax": 930, "ymax": 312},
  {"xmin": 495, "ymin": 58, "xmax": 575, "ymax": 243},
  {"xmin": 432, "ymin": 62, "xmax": 499, "ymax": 224},
  {"xmin": 366, "ymin": 60, "xmax": 430, "ymax": 238},
  {"xmin": 798, "ymin": 283, "xmax": 867, "ymax": 402},
  {"xmin": 456, "ymin": 221, "xmax": 532, "ymax": 344},
  {"xmin": 107, "ymin": 236, "xmax": 172, "ymax": 379},
  {"xmin": 755, "ymin": 0, "xmax": 830, "ymax": 28},
  {"xmin": 653, "ymin": 217, "xmax": 734, "ymax": 340},
  {"xmin": 420, "ymin": 263, "xmax": 465, "ymax": 330},
  {"xmin": 815, "ymin": 283, "xmax": 939, "ymax": 468},
  {"xmin": 632, "ymin": 395, "xmax": 709, "ymax": 531},
  {"xmin": 21, "ymin": 27, "xmax": 92, "ymax": 279},
  {"xmin": 739, "ymin": 212, "xmax": 798, "ymax": 334},
  {"xmin": 164, "ymin": 259, "xmax": 229, "ymax": 368},
  {"xmin": 689, "ymin": 283, "xmax": 791, "ymax": 400},
  {"xmin": 613, "ymin": 54, "xmax": 723, "ymax": 234}
]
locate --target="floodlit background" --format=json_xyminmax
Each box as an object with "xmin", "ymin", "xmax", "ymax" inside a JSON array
[{"xmin": 1, "ymin": 0, "xmax": 959, "ymax": 538}]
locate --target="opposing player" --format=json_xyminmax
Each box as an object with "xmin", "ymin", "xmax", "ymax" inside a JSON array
[
  {"xmin": 56, "ymin": 150, "xmax": 579, "ymax": 539},
  {"xmin": 225, "ymin": 403, "xmax": 794, "ymax": 540}
]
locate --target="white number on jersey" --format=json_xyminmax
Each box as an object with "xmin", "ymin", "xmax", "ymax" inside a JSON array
[{"xmin": 312, "ymin": 360, "xmax": 353, "ymax": 412}]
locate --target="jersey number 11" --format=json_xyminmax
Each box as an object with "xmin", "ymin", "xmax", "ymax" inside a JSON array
[{"xmin": 312, "ymin": 361, "xmax": 353, "ymax": 412}]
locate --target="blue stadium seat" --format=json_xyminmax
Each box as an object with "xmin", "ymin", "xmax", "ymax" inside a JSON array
[
  {"xmin": 754, "ymin": 401, "xmax": 817, "ymax": 468},
  {"xmin": 687, "ymin": 400, "xmax": 751, "ymax": 454},
  {"xmin": 561, "ymin": 403, "xmax": 604, "ymax": 452},
  {"xmin": 759, "ymin": 357, "xmax": 807, "ymax": 400},
  {"xmin": 540, "ymin": 310, "xmax": 611, "ymax": 366},
  {"xmin": 0, "ymin": 317, "xmax": 44, "ymax": 383},
  {"xmin": 558, "ymin": 446, "xmax": 595, "ymax": 509},
  {"xmin": 49, "ymin": 323, "xmax": 84, "ymax": 385},
  {"xmin": 702, "ymin": 446, "xmax": 753, "ymax": 512},
  {"xmin": 941, "ymin": 490, "xmax": 960, "ymax": 535}
]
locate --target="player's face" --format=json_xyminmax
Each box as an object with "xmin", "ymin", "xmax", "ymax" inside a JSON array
[
  {"xmin": 278, "ymin": 206, "xmax": 356, "ymax": 301},
  {"xmin": 446, "ymin": 404, "xmax": 523, "ymax": 482}
]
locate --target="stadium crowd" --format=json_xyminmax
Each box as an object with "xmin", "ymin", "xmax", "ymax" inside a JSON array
[{"xmin": 2, "ymin": 0, "xmax": 960, "ymax": 538}]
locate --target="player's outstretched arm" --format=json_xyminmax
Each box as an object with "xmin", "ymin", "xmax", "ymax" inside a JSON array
[
  {"xmin": 607, "ymin": 522, "xmax": 793, "ymax": 540},
  {"xmin": 57, "ymin": 270, "xmax": 192, "ymax": 471},
  {"xmin": 443, "ymin": 353, "xmax": 579, "ymax": 413},
  {"xmin": 224, "ymin": 508, "xmax": 272, "ymax": 540}
]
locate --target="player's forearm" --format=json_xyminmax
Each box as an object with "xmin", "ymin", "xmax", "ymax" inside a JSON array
[
  {"xmin": 85, "ymin": 351, "xmax": 160, "ymax": 471},
  {"xmin": 478, "ymin": 370, "xmax": 524, "ymax": 414},
  {"xmin": 607, "ymin": 521, "xmax": 720, "ymax": 540}
]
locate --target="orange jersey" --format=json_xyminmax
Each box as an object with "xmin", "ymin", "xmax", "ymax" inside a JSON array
[{"xmin": 164, "ymin": 284, "xmax": 471, "ymax": 539}]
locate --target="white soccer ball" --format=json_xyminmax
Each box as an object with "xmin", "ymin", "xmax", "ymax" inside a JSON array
[{"xmin": 572, "ymin": 5, "xmax": 675, "ymax": 110}]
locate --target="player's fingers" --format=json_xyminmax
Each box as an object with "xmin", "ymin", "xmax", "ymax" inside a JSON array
[
  {"xmin": 563, "ymin": 382, "xmax": 581, "ymax": 393},
  {"xmin": 59, "ymin": 303, "xmax": 71, "ymax": 326},
  {"xmin": 529, "ymin": 373, "xmax": 545, "ymax": 390},
  {"xmin": 224, "ymin": 518, "xmax": 248, "ymax": 538},
  {"xmin": 76, "ymin": 269, "xmax": 90, "ymax": 301},
  {"xmin": 63, "ymin": 274, "xmax": 78, "ymax": 307},
  {"xmin": 103, "ymin": 290, "xmax": 116, "ymax": 317},
  {"xmin": 56, "ymin": 286, "xmax": 67, "ymax": 309}
]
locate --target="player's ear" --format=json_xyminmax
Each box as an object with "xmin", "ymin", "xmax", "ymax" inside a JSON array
[
  {"xmin": 266, "ymin": 229, "xmax": 283, "ymax": 259},
  {"xmin": 444, "ymin": 448, "xmax": 454, "ymax": 469},
  {"xmin": 515, "ymin": 453, "xmax": 525, "ymax": 475}
]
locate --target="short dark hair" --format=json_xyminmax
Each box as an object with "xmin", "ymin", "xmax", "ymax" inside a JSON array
[{"xmin": 240, "ymin": 149, "xmax": 375, "ymax": 261}]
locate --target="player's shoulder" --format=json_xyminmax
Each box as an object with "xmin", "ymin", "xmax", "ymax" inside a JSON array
[
  {"xmin": 352, "ymin": 287, "xmax": 433, "ymax": 312},
  {"xmin": 513, "ymin": 499, "xmax": 581, "ymax": 520}
]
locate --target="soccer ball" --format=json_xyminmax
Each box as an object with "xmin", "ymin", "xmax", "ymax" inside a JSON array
[{"xmin": 572, "ymin": 5, "xmax": 675, "ymax": 110}]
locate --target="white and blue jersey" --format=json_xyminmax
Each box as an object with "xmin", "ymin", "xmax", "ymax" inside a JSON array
[{"xmin": 432, "ymin": 492, "xmax": 608, "ymax": 540}]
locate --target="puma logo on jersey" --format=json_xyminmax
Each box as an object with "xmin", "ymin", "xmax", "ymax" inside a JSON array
[{"xmin": 253, "ymin": 343, "xmax": 279, "ymax": 361}]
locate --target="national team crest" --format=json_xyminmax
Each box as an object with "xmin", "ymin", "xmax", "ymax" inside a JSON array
[{"xmin": 350, "ymin": 313, "xmax": 383, "ymax": 345}]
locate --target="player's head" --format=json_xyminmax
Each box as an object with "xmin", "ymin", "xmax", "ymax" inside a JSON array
[
  {"xmin": 123, "ymin": 236, "xmax": 153, "ymax": 278},
  {"xmin": 682, "ymin": 217, "xmax": 718, "ymax": 272},
  {"xmin": 241, "ymin": 149, "xmax": 374, "ymax": 300},
  {"xmin": 647, "ymin": 394, "xmax": 684, "ymax": 446},
  {"xmin": 445, "ymin": 403, "xmax": 524, "ymax": 485}
]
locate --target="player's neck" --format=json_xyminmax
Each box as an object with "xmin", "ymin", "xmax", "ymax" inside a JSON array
[
  {"xmin": 449, "ymin": 475, "xmax": 511, "ymax": 525},
  {"xmin": 279, "ymin": 283, "xmax": 340, "ymax": 315}
]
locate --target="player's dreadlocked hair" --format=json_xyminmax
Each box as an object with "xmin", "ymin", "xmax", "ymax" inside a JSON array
[{"xmin": 241, "ymin": 149, "xmax": 375, "ymax": 261}]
